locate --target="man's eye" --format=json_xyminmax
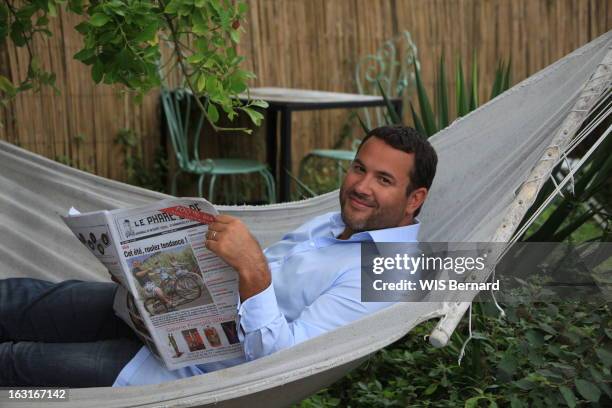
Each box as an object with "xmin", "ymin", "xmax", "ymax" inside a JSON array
[
  {"xmin": 352, "ymin": 164, "xmax": 365, "ymax": 172},
  {"xmin": 379, "ymin": 177, "xmax": 391, "ymax": 185}
]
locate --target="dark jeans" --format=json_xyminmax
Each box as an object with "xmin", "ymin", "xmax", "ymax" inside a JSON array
[{"xmin": 0, "ymin": 278, "xmax": 142, "ymax": 387}]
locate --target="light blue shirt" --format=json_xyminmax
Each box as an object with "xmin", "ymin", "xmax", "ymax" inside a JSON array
[{"xmin": 113, "ymin": 212, "xmax": 419, "ymax": 386}]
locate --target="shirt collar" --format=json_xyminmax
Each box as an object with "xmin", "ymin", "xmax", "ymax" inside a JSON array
[{"xmin": 328, "ymin": 212, "xmax": 420, "ymax": 243}]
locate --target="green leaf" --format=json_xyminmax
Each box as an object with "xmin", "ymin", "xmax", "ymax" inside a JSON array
[
  {"xmin": 536, "ymin": 369, "xmax": 563, "ymax": 380},
  {"xmin": 10, "ymin": 24, "xmax": 27, "ymax": 47},
  {"xmin": 241, "ymin": 106, "xmax": 263, "ymax": 126},
  {"xmin": 0, "ymin": 75, "xmax": 16, "ymax": 97},
  {"xmin": 455, "ymin": 57, "xmax": 469, "ymax": 117},
  {"xmin": 598, "ymin": 382, "xmax": 612, "ymax": 399},
  {"xmin": 465, "ymin": 396, "xmax": 483, "ymax": 408},
  {"xmin": 525, "ymin": 330, "xmax": 544, "ymax": 347},
  {"xmin": 164, "ymin": 0, "xmax": 180, "ymax": 14},
  {"xmin": 192, "ymin": 10, "xmax": 208, "ymax": 35},
  {"xmin": 409, "ymin": 102, "xmax": 426, "ymax": 137},
  {"xmin": 538, "ymin": 322, "xmax": 557, "ymax": 335},
  {"xmin": 89, "ymin": 13, "xmax": 110, "ymax": 27},
  {"xmin": 497, "ymin": 354, "xmax": 518, "ymax": 377},
  {"xmin": 74, "ymin": 21, "xmax": 89, "ymax": 34},
  {"xmin": 207, "ymin": 103, "xmax": 219, "ymax": 122},
  {"xmin": 187, "ymin": 54, "xmax": 205, "ymax": 65},
  {"xmin": 357, "ymin": 114, "xmax": 370, "ymax": 135},
  {"xmin": 92, "ymin": 60, "xmax": 104, "ymax": 83},
  {"xmin": 376, "ymin": 80, "xmax": 400, "ymax": 124},
  {"xmin": 36, "ymin": 15, "xmax": 49, "ymax": 27},
  {"xmin": 513, "ymin": 378, "xmax": 535, "ymax": 391},
  {"xmin": 196, "ymin": 74, "xmax": 206, "ymax": 93},
  {"xmin": 73, "ymin": 47, "xmax": 96, "ymax": 62},
  {"xmin": 68, "ymin": 0, "xmax": 84, "ymax": 14},
  {"xmin": 559, "ymin": 386, "xmax": 576, "ymax": 408},
  {"xmin": 0, "ymin": 4, "xmax": 8, "ymax": 41},
  {"xmin": 595, "ymin": 348, "xmax": 612, "ymax": 368},
  {"xmin": 205, "ymin": 76, "xmax": 220, "ymax": 94},
  {"xmin": 134, "ymin": 22, "xmax": 158, "ymax": 42},
  {"xmin": 436, "ymin": 54, "xmax": 449, "ymax": 129},
  {"xmin": 229, "ymin": 73, "xmax": 247, "ymax": 93},
  {"xmin": 574, "ymin": 379, "xmax": 601, "ymax": 402},
  {"xmin": 413, "ymin": 61, "xmax": 436, "ymax": 136},
  {"xmin": 469, "ymin": 51, "xmax": 479, "ymax": 112},
  {"xmin": 48, "ymin": 1, "xmax": 57, "ymax": 17},
  {"xmin": 508, "ymin": 395, "xmax": 524, "ymax": 408},
  {"xmin": 230, "ymin": 29, "xmax": 240, "ymax": 43},
  {"xmin": 502, "ymin": 57, "xmax": 512, "ymax": 91},
  {"xmin": 490, "ymin": 60, "xmax": 503, "ymax": 100},
  {"xmin": 423, "ymin": 383, "xmax": 438, "ymax": 395},
  {"xmin": 249, "ymin": 99, "xmax": 268, "ymax": 108}
]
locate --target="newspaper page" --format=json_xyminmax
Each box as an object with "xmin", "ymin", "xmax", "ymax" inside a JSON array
[{"xmin": 62, "ymin": 198, "xmax": 244, "ymax": 370}]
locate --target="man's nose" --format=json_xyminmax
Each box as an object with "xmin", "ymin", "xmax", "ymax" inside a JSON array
[{"xmin": 352, "ymin": 174, "xmax": 374, "ymax": 195}]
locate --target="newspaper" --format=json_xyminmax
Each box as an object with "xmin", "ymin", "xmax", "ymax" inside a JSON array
[{"xmin": 61, "ymin": 198, "xmax": 243, "ymax": 370}]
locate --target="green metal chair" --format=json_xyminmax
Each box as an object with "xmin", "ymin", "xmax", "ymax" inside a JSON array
[
  {"xmin": 161, "ymin": 88, "xmax": 276, "ymax": 203},
  {"xmin": 301, "ymin": 31, "xmax": 420, "ymax": 184}
]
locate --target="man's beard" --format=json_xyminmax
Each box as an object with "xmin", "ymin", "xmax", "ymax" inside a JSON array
[
  {"xmin": 339, "ymin": 187, "xmax": 379, "ymax": 232},
  {"xmin": 339, "ymin": 186, "xmax": 409, "ymax": 233}
]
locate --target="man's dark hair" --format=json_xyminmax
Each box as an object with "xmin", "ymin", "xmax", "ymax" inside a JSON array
[{"xmin": 357, "ymin": 125, "xmax": 437, "ymax": 216}]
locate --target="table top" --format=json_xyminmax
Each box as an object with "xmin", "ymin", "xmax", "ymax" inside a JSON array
[{"xmin": 240, "ymin": 87, "xmax": 394, "ymax": 110}]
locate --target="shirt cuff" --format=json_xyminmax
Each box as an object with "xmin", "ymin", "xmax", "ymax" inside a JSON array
[{"xmin": 237, "ymin": 283, "xmax": 281, "ymax": 333}]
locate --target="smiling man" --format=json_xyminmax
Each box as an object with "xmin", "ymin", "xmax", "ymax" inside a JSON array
[{"xmin": 0, "ymin": 125, "xmax": 437, "ymax": 387}]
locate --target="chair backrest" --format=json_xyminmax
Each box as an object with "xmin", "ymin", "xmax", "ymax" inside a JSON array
[
  {"xmin": 160, "ymin": 88, "xmax": 206, "ymax": 170},
  {"xmin": 355, "ymin": 31, "xmax": 419, "ymax": 129}
]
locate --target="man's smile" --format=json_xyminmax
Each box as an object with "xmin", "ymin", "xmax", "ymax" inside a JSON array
[{"xmin": 348, "ymin": 193, "xmax": 376, "ymax": 210}]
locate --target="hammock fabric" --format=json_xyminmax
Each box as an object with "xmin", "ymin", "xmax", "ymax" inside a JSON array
[{"xmin": 0, "ymin": 31, "xmax": 610, "ymax": 407}]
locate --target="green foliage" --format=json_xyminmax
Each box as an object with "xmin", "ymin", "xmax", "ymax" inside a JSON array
[
  {"xmin": 407, "ymin": 55, "xmax": 512, "ymax": 137},
  {"xmin": 115, "ymin": 127, "xmax": 168, "ymax": 191},
  {"xmin": 298, "ymin": 160, "xmax": 342, "ymax": 198},
  {"xmin": 0, "ymin": 0, "xmax": 60, "ymax": 99},
  {"xmin": 1, "ymin": 0, "xmax": 264, "ymax": 131},
  {"xmin": 298, "ymin": 300, "xmax": 611, "ymax": 407}
]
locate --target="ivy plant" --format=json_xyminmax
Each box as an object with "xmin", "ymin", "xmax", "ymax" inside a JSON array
[{"xmin": 0, "ymin": 0, "xmax": 266, "ymax": 131}]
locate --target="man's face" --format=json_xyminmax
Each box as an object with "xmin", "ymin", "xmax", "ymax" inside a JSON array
[{"xmin": 340, "ymin": 137, "xmax": 418, "ymax": 233}]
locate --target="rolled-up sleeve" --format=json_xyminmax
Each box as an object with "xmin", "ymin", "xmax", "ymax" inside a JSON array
[{"xmin": 237, "ymin": 268, "xmax": 392, "ymax": 361}]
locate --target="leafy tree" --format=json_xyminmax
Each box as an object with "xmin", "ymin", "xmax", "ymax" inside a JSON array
[{"xmin": 0, "ymin": 0, "xmax": 265, "ymax": 131}]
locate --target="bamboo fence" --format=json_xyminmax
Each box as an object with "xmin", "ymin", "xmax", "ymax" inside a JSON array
[{"xmin": 0, "ymin": 0, "xmax": 610, "ymax": 191}]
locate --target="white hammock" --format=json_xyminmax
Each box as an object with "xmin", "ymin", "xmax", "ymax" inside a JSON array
[{"xmin": 0, "ymin": 31, "xmax": 610, "ymax": 407}]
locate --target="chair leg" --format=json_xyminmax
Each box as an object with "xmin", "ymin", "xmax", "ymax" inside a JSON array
[
  {"xmin": 261, "ymin": 170, "xmax": 276, "ymax": 204},
  {"xmin": 197, "ymin": 174, "xmax": 207, "ymax": 198},
  {"xmin": 298, "ymin": 154, "xmax": 313, "ymax": 184},
  {"xmin": 222, "ymin": 177, "xmax": 230, "ymax": 205},
  {"xmin": 337, "ymin": 160, "xmax": 344, "ymax": 187},
  {"xmin": 264, "ymin": 169, "xmax": 276, "ymax": 204},
  {"xmin": 208, "ymin": 175, "xmax": 218, "ymax": 203},
  {"xmin": 269, "ymin": 171, "xmax": 276, "ymax": 203},
  {"xmin": 231, "ymin": 175, "xmax": 238, "ymax": 205},
  {"xmin": 171, "ymin": 170, "xmax": 182, "ymax": 196}
]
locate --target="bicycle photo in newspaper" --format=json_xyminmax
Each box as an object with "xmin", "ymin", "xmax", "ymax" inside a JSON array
[{"xmin": 128, "ymin": 246, "xmax": 213, "ymax": 316}]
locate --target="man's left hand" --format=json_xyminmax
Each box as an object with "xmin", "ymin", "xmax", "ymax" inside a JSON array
[{"xmin": 205, "ymin": 215, "xmax": 271, "ymax": 301}]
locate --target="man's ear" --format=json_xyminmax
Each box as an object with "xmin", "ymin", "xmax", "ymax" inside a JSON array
[{"xmin": 405, "ymin": 187, "xmax": 428, "ymax": 216}]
